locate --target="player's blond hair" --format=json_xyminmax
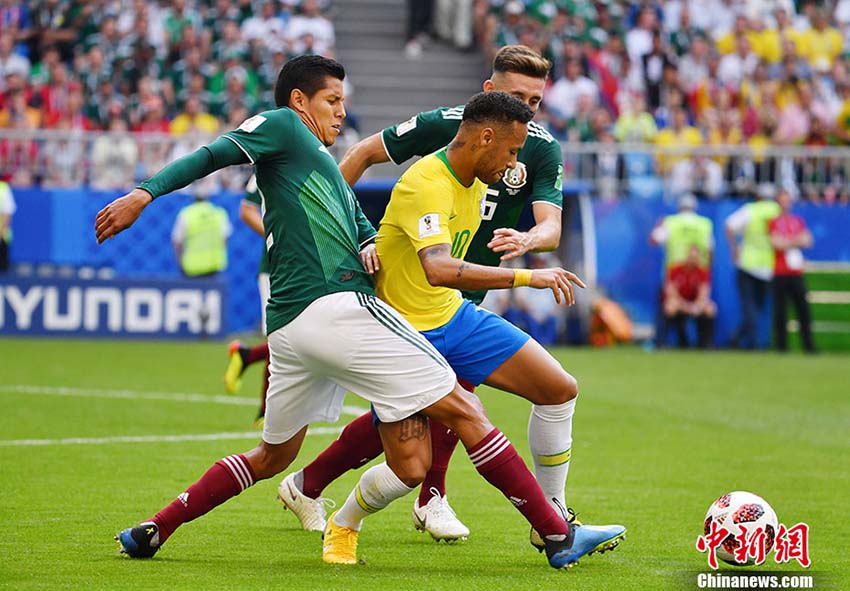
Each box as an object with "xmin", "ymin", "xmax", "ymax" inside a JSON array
[{"xmin": 493, "ymin": 45, "xmax": 551, "ymax": 80}]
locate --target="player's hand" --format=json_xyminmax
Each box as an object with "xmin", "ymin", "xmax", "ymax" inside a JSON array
[
  {"xmin": 94, "ymin": 189, "xmax": 153, "ymax": 244},
  {"xmin": 529, "ymin": 267, "xmax": 587, "ymax": 305},
  {"xmin": 360, "ymin": 243, "xmax": 380, "ymax": 274},
  {"xmin": 487, "ymin": 228, "xmax": 532, "ymax": 261}
]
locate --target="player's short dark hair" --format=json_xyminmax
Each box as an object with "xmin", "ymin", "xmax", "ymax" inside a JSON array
[
  {"xmin": 274, "ymin": 55, "xmax": 345, "ymax": 108},
  {"xmin": 461, "ymin": 91, "xmax": 534, "ymax": 127},
  {"xmin": 493, "ymin": 45, "xmax": 551, "ymax": 80}
]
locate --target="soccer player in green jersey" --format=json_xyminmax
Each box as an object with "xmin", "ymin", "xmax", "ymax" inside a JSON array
[
  {"xmin": 279, "ymin": 46, "xmax": 587, "ymax": 546},
  {"xmin": 96, "ymin": 55, "xmax": 585, "ymax": 569}
]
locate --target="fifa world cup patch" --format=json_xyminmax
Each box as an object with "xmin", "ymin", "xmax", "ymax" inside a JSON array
[
  {"xmin": 396, "ymin": 116, "xmax": 417, "ymax": 136},
  {"xmin": 238, "ymin": 115, "xmax": 267, "ymax": 133},
  {"xmin": 418, "ymin": 213, "xmax": 441, "ymax": 238}
]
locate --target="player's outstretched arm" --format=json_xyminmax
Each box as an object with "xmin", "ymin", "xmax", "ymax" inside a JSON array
[
  {"xmin": 94, "ymin": 137, "xmax": 248, "ymax": 244},
  {"xmin": 418, "ymin": 244, "xmax": 585, "ymax": 305},
  {"xmin": 338, "ymin": 132, "xmax": 390, "ymax": 186}
]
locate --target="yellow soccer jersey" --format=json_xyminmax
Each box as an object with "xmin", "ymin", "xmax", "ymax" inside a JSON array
[{"xmin": 376, "ymin": 148, "xmax": 487, "ymax": 331}]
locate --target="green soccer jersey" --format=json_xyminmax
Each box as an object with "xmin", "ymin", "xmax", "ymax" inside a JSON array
[
  {"xmin": 243, "ymin": 176, "xmax": 271, "ymax": 275},
  {"xmin": 382, "ymin": 105, "xmax": 564, "ymax": 304},
  {"xmin": 223, "ymin": 108, "xmax": 377, "ymax": 334}
]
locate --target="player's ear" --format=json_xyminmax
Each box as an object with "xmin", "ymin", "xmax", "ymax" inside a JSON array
[
  {"xmin": 479, "ymin": 126, "xmax": 494, "ymax": 146},
  {"xmin": 482, "ymin": 79, "xmax": 495, "ymax": 92},
  {"xmin": 289, "ymin": 88, "xmax": 307, "ymax": 112}
]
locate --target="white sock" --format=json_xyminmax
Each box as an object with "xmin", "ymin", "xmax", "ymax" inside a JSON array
[
  {"xmin": 527, "ymin": 398, "xmax": 576, "ymax": 512},
  {"xmin": 333, "ymin": 462, "xmax": 414, "ymax": 531}
]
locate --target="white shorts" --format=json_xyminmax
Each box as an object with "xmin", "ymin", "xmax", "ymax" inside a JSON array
[
  {"xmin": 258, "ymin": 273, "xmax": 270, "ymax": 335},
  {"xmin": 263, "ymin": 291, "xmax": 456, "ymax": 444}
]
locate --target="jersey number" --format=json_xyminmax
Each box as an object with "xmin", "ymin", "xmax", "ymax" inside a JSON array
[
  {"xmin": 451, "ymin": 229, "xmax": 471, "ymax": 258},
  {"xmin": 481, "ymin": 188, "xmax": 499, "ymax": 221}
]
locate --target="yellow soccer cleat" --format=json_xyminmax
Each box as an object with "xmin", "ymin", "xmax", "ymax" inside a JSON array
[
  {"xmin": 223, "ymin": 340, "xmax": 245, "ymax": 395},
  {"xmin": 322, "ymin": 511, "xmax": 359, "ymax": 565}
]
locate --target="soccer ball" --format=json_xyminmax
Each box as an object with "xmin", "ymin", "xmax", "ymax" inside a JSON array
[{"xmin": 703, "ymin": 491, "xmax": 779, "ymax": 566}]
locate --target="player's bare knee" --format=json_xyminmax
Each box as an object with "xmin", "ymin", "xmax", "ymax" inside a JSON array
[
  {"xmin": 247, "ymin": 442, "xmax": 294, "ymax": 480},
  {"xmin": 386, "ymin": 456, "xmax": 428, "ymax": 488},
  {"xmin": 540, "ymin": 371, "xmax": 578, "ymax": 405}
]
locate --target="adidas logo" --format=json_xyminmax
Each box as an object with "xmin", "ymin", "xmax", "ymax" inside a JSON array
[
  {"xmin": 177, "ymin": 492, "xmax": 190, "ymax": 507},
  {"xmin": 509, "ymin": 496, "xmax": 527, "ymax": 507}
]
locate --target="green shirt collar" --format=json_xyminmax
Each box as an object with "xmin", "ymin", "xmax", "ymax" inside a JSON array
[{"xmin": 435, "ymin": 148, "xmax": 472, "ymax": 188}]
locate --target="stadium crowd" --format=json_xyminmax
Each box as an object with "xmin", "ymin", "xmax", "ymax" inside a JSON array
[
  {"xmin": 1, "ymin": 0, "xmax": 850, "ymax": 204},
  {"xmin": 474, "ymin": 0, "xmax": 850, "ymax": 204},
  {"xmin": 0, "ymin": 0, "xmax": 343, "ymax": 190}
]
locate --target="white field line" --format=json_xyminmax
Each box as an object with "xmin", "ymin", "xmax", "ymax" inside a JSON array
[
  {"xmin": 0, "ymin": 427, "xmax": 342, "ymax": 447},
  {"xmin": 1, "ymin": 384, "xmax": 367, "ymax": 417}
]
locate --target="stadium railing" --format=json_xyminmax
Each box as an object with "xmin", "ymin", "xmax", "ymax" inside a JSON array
[{"xmin": 4, "ymin": 129, "xmax": 850, "ymax": 200}]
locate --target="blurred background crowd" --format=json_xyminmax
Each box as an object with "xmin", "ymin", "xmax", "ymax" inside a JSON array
[{"xmin": 1, "ymin": 0, "xmax": 850, "ymax": 204}]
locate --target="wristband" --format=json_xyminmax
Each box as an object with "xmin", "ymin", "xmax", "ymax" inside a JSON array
[{"xmin": 513, "ymin": 269, "xmax": 532, "ymax": 288}]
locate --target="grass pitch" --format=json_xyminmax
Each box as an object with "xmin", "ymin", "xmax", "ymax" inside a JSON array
[{"xmin": 0, "ymin": 338, "xmax": 846, "ymax": 590}]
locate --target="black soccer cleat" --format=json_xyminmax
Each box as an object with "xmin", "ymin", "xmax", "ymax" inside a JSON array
[{"xmin": 115, "ymin": 521, "xmax": 160, "ymax": 558}]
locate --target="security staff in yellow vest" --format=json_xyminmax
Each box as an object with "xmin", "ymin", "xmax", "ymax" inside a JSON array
[
  {"xmin": 651, "ymin": 193, "xmax": 714, "ymax": 269},
  {"xmin": 650, "ymin": 193, "xmax": 714, "ymax": 346},
  {"xmin": 172, "ymin": 193, "xmax": 232, "ymax": 277},
  {"xmin": 0, "ymin": 180, "xmax": 16, "ymax": 272},
  {"xmin": 725, "ymin": 183, "xmax": 781, "ymax": 350}
]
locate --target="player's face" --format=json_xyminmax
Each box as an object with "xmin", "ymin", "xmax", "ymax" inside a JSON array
[
  {"xmin": 303, "ymin": 76, "xmax": 346, "ymax": 146},
  {"xmin": 477, "ymin": 121, "xmax": 528, "ymax": 184},
  {"xmin": 486, "ymin": 71, "xmax": 546, "ymax": 113}
]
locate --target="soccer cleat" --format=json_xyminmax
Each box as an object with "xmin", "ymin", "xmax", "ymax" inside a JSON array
[
  {"xmin": 223, "ymin": 340, "xmax": 247, "ymax": 395},
  {"xmin": 530, "ymin": 505, "xmax": 581, "ymax": 552},
  {"xmin": 544, "ymin": 523, "xmax": 627, "ymax": 570},
  {"xmin": 277, "ymin": 472, "xmax": 335, "ymax": 532},
  {"xmin": 412, "ymin": 488, "xmax": 470, "ymax": 542},
  {"xmin": 115, "ymin": 521, "xmax": 160, "ymax": 559},
  {"xmin": 322, "ymin": 511, "xmax": 359, "ymax": 565}
]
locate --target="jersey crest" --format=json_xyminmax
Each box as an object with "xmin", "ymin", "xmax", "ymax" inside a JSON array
[{"xmin": 503, "ymin": 162, "xmax": 528, "ymax": 194}]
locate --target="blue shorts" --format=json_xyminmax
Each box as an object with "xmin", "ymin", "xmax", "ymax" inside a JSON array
[
  {"xmin": 370, "ymin": 299, "xmax": 530, "ymax": 425},
  {"xmin": 421, "ymin": 299, "xmax": 530, "ymax": 386}
]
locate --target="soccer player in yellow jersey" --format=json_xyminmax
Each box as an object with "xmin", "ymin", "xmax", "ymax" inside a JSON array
[{"xmin": 319, "ymin": 91, "xmax": 626, "ymax": 564}]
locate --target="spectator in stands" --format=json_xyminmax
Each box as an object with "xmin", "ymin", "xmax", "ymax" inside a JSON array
[
  {"xmin": 289, "ymin": 0, "xmax": 335, "ymax": 57},
  {"xmin": 544, "ymin": 58, "xmax": 598, "ymax": 136},
  {"xmin": 798, "ymin": 9, "xmax": 842, "ymax": 72},
  {"xmin": 134, "ymin": 94, "xmax": 169, "ymax": 134},
  {"xmin": 726, "ymin": 183, "xmax": 781, "ymax": 349},
  {"xmin": 90, "ymin": 115, "xmax": 138, "ymax": 191},
  {"xmin": 625, "ymin": 7, "xmax": 657, "ymax": 61},
  {"xmin": 172, "ymin": 193, "xmax": 232, "ymax": 278},
  {"xmin": 717, "ymin": 34, "xmax": 758, "ymax": 87},
  {"xmin": 0, "ymin": 87, "xmax": 40, "ymax": 128},
  {"xmin": 404, "ymin": 0, "xmax": 433, "ymax": 59},
  {"xmin": 641, "ymin": 31, "xmax": 675, "ymax": 111},
  {"xmin": 655, "ymin": 106, "xmax": 703, "ymax": 172},
  {"xmin": 664, "ymin": 244, "xmax": 716, "ymax": 348},
  {"xmin": 434, "ymin": 0, "xmax": 474, "ymax": 51},
  {"xmin": 241, "ymin": 1, "xmax": 287, "ymax": 49},
  {"xmin": 0, "ymin": 178, "xmax": 14, "ymax": 272},
  {"xmin": 170, "ymin": 95, "xmax": 219, "ymax": 136},
  {"xmin": 677, "ymin": 34, "xmax": 710, "ymax": 94},
  {"xmin": 769, "ymin": 188, "xmax": 816, "ymax": 353},
  {"xmin": 613, "ymin": 92, "xmax": 657, "ymax": 142},
  {"xmin": 0, "ymin": 31, "xmax": 29, "ymax": 87},
  {"xmin": 41, "ymin": 118, "xmax": 86, "ymax": 189},
  {"xmin": 670, "ymin": 155, "xmax": 724, "ymax": 199}
]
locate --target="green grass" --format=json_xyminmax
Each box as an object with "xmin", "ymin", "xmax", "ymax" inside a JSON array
[{"xmin": 0, "ymin": 339, "xmax": 846, "ymax": 590}]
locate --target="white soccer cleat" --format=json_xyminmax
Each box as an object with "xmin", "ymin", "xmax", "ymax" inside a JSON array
[
  {"xmin": 277, "ymin": 473, "xmax": 335, "ymax": 532},
  {"xmin": 412, "ymin": 488, "xmax": 470, "ymax": 542}
]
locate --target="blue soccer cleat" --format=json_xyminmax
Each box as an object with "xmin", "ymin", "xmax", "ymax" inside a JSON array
[
  {"xmin": 544, "ymin": 523, "xmax": 627, "ymax": 569},
  {"xmin": 115, "ymin": 521, "xmax": 161, "ymax": 559}
]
